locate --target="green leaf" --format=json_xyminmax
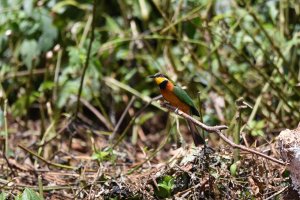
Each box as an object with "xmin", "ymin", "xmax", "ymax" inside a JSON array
[
  {"xmin": 267, "ymin": 1, "xmax": 278, "ymax": 23},
  {"xmin": 91, "ymin": 148, "xmax": 116, "ymax": 162},
  {"xmin": 248, "ymin": 120, "xmax": 265, "ymax": 137},
  {"xmin": 15, "ymin": 194, "xmax": 21, "ymax": 200},
  {"xmin": 256, "ymin": 120, "xmax": 265, "ymax": 129},
  {"xmin": 92, "ymin": 151, "xmax": 110, "ymax": 161},
  {"xmin": 230, "ymin": 163, "xmax": 237, "ymax": 176},
  {"xmin": 0, "ymin": 131, "xmax": 5, "ymax": 137},
  {"xmin": 12, "ymin": 91, "xmax": 40, "ymax": 116},
  {"xmin": 104, "ymin": 15, "xmax": 122, "ymax": 34},
  {"xmin": 67, "ymin": 46, "xmax": 86, "ymax": 68},
  {"xmin": 23, "ymin": 0, "xmax": 33, "ymax": 15},
  {"xmin": 155, "ymin": 175, "xmax": 174, "ymax": 198},
  {"xmin": 38, "ymin": 81, "xmax": 55, "ymax": 92},
  {"xmin": 21, "ymin": 188, "xmax": 42, "ymax": 200},
  {"xmin": 56, "ymin": 80, "xmax": 80, "ymax": 108},
  {"xmin": 123, "ymin": 68, "xmax": 137, "ymax": 81},
  {"xmin": 136, "ymin": 112, "xmax": 154, "ymax": 125},
  {"xmin": 19, "ymin": 21, "xmax": 40, "ymax": 36},
  {"xmin": 0, "ymin": 192, "xmax": 7, "ymax": 200},
  {"xmin": 251, "ymin": 130, "xmax": 264, "ymax": 137},
  {"xmin": 38, "ymin": 12, "xmax": 58, "ymax": 52},
  {"xmin": 20, "ymin": 40, "xmax": 40, "ymax": 69},
  {"xmin": 0, "ymin": 108, "xmax": 3, "ymax": 127},
  {"xmin": 52, "ymin": 0, "xmax": 90, "ymax": 14}
]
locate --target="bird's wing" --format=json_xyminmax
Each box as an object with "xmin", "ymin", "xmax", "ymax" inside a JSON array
[{"xmin": 173, "ymin": 86, "xmax": 200, "ymax": 116}]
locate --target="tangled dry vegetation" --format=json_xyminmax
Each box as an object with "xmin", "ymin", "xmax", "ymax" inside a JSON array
[{"xmin": 0, "ymin": 112, "xmax": 295, "ymax": 199}]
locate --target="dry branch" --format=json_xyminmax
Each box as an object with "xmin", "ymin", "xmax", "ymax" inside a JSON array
[{"xmin": 161, "ymin": 102, "xmax": 286, "ymax": 166}]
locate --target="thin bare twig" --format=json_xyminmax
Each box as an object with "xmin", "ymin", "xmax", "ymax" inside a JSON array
[
  {"xmin": 112, "ymin": 95, "xmax": 162, "ymax": 149},
  {"xmin": 0, "ymin": 177, "xmax": 76, "ymax": 191},
  {"xmin": 74, "ymin": 96, "xmax": 113, "ymax": 131},
  {"xmin": 1, "ymin": 152, "xmax": 16, "ymax": 177},
  {"xmin": 161, "ymin": 103, "xmax": 228, "ymax": 132},
  {"xmin": 161, "ymin": 103, "xmax": 286, "ymax": 166},
  {"xmin": 3, "ymin": 68, "xmax": 46, "ymax": 80},
  {"xmin": 264, "ymin": 186, "xmax": 288, "ymax": 200},
  {"xmin": 88, "ymin": 166, "xmax": 102, "ymax": 200},
  {"xmin": 110, "ymin": 96, "xmax": 136, "ymax": 141},
  {"xmin": 36, "ymin": 117, "xmax": 73, "ymax": 148},
  {"xmin": 175, "ymin": 179, "xmax": 208, "ymax": 197}
]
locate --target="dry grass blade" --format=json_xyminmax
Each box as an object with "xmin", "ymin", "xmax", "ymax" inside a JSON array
[
  {"xmin": 110, "ymin": 96, "xmax": 136, "ymax": 141},
  {"xmin": 18, "ymin": 144, "xmax": 75, "ymax": 170}
]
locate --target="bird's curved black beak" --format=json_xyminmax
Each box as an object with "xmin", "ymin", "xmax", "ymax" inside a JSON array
[{"xmin": 149, "ymin": 74, "xmax": 156, "ymax": 78}]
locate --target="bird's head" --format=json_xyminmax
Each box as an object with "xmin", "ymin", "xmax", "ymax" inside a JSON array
[{"xmin": 149, "ymin": 73, "xmax": 169, "ymax": 85}]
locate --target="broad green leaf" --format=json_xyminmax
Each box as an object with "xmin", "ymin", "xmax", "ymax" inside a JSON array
[
  {"xmin": 38, "ymin": 12, "xmax": 58, "ymax": 52},
  {"xmin": 23, "ymin": 0, "xmax": 33, "ymax": 15},
  {"xmin": 155, "ymin": 175, "xmax": 174, "ymax": 198},
  {"xmin": 19, "ymin": 21, "xmax": 40, "ymax": 36},
  {"xmin": 20, "ymin": 40, "xmax": 40, "ymax": 69},
  {"xmin": 21, "ymin": 188, "xmax": 42, "ymax": 200},
  {"xmin": 56, "ymin": 80, "xmax": 80, "ymax": 108},
  {"xmin": 0, "ymin": 192, "xmax": 7, "ymax": 200},
  {"xmin": 104, "ymin": 15, "xmax": 122, "ymax": 34}
]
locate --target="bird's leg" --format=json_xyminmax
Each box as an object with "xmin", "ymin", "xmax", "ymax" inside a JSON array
[
  {"xmin": 160, "ymin": 101, "xmax": 171, "ymax": 107},
  {"xmin": 160, "ymin": 102, "xmax": 180, "ymax": 114}
]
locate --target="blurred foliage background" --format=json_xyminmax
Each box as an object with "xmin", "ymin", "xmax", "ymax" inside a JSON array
[{"xmin": 1, "ymin": 0, "xmax": 300, "ymax": 145}]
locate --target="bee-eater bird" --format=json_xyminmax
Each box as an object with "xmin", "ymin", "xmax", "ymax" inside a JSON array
[{"xmin": 149, "ymin": 73, "xmax": 205, "ymax": 146}]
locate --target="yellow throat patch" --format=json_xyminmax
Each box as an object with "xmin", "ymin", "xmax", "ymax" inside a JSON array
[{"xmin": 154, "ymin": 77, "xmax": 168, "ymax": 85}]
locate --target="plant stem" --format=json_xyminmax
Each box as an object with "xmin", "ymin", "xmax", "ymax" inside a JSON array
[
  {"xmin": 75, "ymin": 0, "xmax": 97, "ymax": 117},
  {"xmin": 4, "ymin": 100, "xmax": 8, "ymax": 157}
]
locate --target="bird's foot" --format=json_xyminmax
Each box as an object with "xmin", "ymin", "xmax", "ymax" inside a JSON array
[
  {"xmin": 175, "ymin": 108, "xmax": 179, "ymax": 114},
  {"xmin": 160, "ymin": 101, "xmax": 170, "ymax": 107}
]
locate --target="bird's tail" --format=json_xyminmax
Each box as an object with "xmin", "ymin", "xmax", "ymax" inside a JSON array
[{"xmin": 187, "ymin": 120, "xmax": 205, "ymax": 146}]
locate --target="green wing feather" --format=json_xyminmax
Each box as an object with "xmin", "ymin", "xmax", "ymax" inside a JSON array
[{"xmin": 173, "ymin": 86, "xmax": 200, "ymax": 116}]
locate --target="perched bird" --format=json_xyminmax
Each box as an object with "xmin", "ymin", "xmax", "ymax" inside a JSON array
[{"xmin": 149, "ymin": 73, "xmax": 205, "ymax": 145}]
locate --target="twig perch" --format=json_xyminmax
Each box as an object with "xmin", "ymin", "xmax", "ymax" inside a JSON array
[{"xmin": 161, "ymin": 102, "xmax": 286, "ymax": 166}]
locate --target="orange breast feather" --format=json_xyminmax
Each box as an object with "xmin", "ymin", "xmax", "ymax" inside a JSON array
[{"xmin": 160, "ymin": 83, "xmax": 190, "ymax": 114}]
